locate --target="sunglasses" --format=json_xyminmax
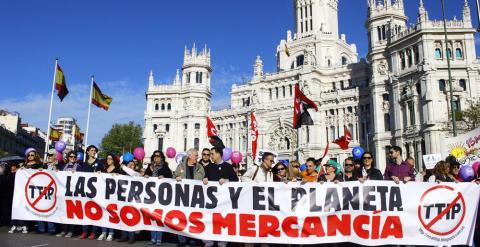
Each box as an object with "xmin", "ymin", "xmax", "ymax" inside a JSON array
[
  {"xmin": 202, "ymin": 153, "xmax": 210, "ymax": 156},
  {"xmin": 27, "ymin": 154, "xmax": 35, "ymax": 157},
  {"xmin": 345, "ymin": 163, "xmax": 354, "ymax": 166},
  {"xmin": 363, "ymin": 157, "xmax": 373, "ymax": 160},
  {"xmin": 278, "ymin": 167, "xmax": 285, "ymax": 171},
  {"xmin": 153, "ymin": 154, "xmax": 161, "ymax": 157},
  {"xmin": 293, "ymin": 165, "xmax": 300, "ymax": 168}
]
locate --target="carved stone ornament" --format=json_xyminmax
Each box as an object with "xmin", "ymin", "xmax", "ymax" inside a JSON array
[
  {"xmin": 268, "ymin": 125, "xmax": 297, "ymax": 151},
  {"xmin": 377, "ymin": 61, "xmax": 388, "ymax": 76}
]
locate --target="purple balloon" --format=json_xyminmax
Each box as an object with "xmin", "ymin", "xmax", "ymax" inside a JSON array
[
  {"xmin": 459, "ymin": 165, "xmax": 475, "ymax": 182},
  {"xmin": 222, "ymin": 148, "xmax": 233, "ymax": 161},
  {"xmin": 133, "ymin": 147, "xmax": 145, "ymax": 160},
  {"xmin": 24, "ymin": 148, "xmax": 36, "ymax": 157},
  {"xmin": 175, "ymin": 153, "xmax": 186, "ymax": 164},
  {"xmin": 231, "ymin": 151, "xmax": 243, "ymax": 164},
  {"xmin": 55, "ymin": 141, "xmax": 67, "ymax": 153}
]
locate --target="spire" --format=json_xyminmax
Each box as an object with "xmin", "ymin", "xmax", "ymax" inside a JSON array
[
  {"xmin": 174, "ymin": 69, "xmax": 181, "ymax": 85},
  {"xmin": 253, "ymin": 55, "xmax": 263, "ymax": 81},
  {"xmin": 418, "ymin": 0, "xmax": 428, "ymax": 22},
  {"xmin": 463, "ymin": 0, "xmax": 471, "ymax": 23},
  {"xmin": 148, "ymin": 70, "xmax": 154, "ymax": 88}
]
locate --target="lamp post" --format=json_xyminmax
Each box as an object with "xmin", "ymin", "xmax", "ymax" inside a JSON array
[
  {"xmin": 440, "ymin": 0, "xmax": 458, "ymax": 136},
  {"xmin": 475, "ymin": 0, "xmax": 480, "ymax": 31}
]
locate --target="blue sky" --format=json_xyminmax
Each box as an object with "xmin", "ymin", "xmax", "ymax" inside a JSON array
[{"xmin": 0, "ymin": 0, "xmax": 478, "ymax": 146}]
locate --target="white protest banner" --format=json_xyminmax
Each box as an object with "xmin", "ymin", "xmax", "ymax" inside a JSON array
[
  {"xmin": 254, "ymin": 149, "xmax": 278, "ymax": 165},
  {"xmin": 441, "ymin": 127, "xmax": 480, "ymax": 166},
  {"xmin": 422, "ymin": 154, "xmax": 442, "ymax": 170},
  {"xmin": 13, "ymin": 169, "xmax": 480, "ymax": 246}
]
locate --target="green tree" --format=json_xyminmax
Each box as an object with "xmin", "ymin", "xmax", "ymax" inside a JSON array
[
  {"xmin": 99, "ymin": 121, "xmax": 143, "ymax": 157},
  {"xmin": 458, "ymin": 100, "xmax": 480, "ymax": 131}
]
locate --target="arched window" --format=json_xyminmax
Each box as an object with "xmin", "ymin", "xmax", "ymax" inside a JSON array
[
  {"xmin": 167, "ymin": 103, "xmax": 171, "ymax": 111},
  {"xmin": 269, "ymin": 88, "xmax": 272, "ymax": 100},
  {"xmin": 439, "ymin": 79, "xmax": 446, "ymax": 91},
  {"xmin": 406, "ymin": 49, "xmax": 413, "ymax": 67},
  {"xmin": 377, "ymin": 26, "xmax": 381, "ymax": 41},
  {"xmin": 282, "ymin": 86, "xmax": 286, "ymax": 97},
  {"xmin": 435, "ymin": 48, "xmax": 442, "ymax": 59},
  {"xmin": 166, "ymin": 124, "xmax": 170, "ymax": 132},
  {"xmin": 447, "ymin": 48, "xmax": 452, "ymax": 60},
  {"xmin": 399, "ymin": 51, "xmax": 406, "ymax": 69},
  {"xmin": 296, "ymin": 55, "xmax": 304, "ymax": 66},
  {"xmin": 455, "ymin": 48, "xmax": 463, "ymax": 59},
  {"xmin": 275, "ymin": 87, "xmax": 279, "ymax": 99},
  {"xmin": 194, "ymin": 138, "xmax": 200, "ymax": 150},
  {"xmin": 195, "ymin": 123, "xmax": 200, "ymax": 129},
  {"xmin": 341, "ymin": 56, "xmax": 348, "ymax": 65},
  {"xmin": 155, "ymin": 104, "xmax": 159, "ymax": 111},
  {"xmin": 161, "ymin": 104, "xmax": 165, "ymax": 111},
  {"xmin": 153, "ymin": 124, "xmax": 157, "ymax": 132},
  {"xmin": 289, "ymin": 85, "xmax": 293, "ymax": 96},
  {"xmin": 413, "ymin": 45, "xmax": 420, "ymax": 64},
  {"xmin": 285, "ymin": 137, "xmax": 291, "ymax": 150},
  {"xmin": 459, "ymin": 79, "xmax": 467, "ymax": 91}
]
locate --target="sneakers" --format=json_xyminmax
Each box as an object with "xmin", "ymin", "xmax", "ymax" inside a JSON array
[
  {"xmin": 21, "ymin": 226, "xmax": 28, "ymax": 234},
  {"xmin": 56, "ymin": 231, "xmax": 66, "ymax": 237},
  {"xmin": 64, "ymin": 232, "xmax": 73, "ymax": 238},
  {"xmin": 106, "ymin": 233, "xmax": 114, "ymax": 241},
  {"xmin": 8, "ymin": 226, "xmax": 17, "ymax": 234},
  {"xmin": 97, "ymin": 233, "xmax": 106, "ymax": 241},
  {"xmin": 88, "ymin": 232, "xmax": 95, "ymax": 240},
  {"xmin": 78, "ymin": 232, "xmax": 87, "ymax": 239}
]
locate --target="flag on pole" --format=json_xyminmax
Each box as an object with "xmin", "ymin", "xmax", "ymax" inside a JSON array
[
  {"xmin": 91, "ymin": 81, "xmax": 113, "ymax": 110},
  {"xmin": 293, "ymin": 84, "xmax": 318, "ymax": 129},
  {"xmin": 73, "ymin": 123, "xmax": 83, "ymax": 143},
  {"xmin": 333, "ymin": 126, "xmax": 352, "ymax": 150},
  {"xmin": 207, "ymin": 117, "xmax": 225, "ymax": 149},
  {"xmin": 250, "ymin": 112, "xmax": 259, "ymax": 160},
  {"xmin": 49, "ymin": 126, "xmax": 62, "ymax": 141},
  {"xmin": 54, "ymin": 64, "xmax": 69, "ymax": 101}
]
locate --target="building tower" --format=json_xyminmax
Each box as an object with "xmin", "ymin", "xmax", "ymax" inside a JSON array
[
  {"xmin": 366, "ymin": 0, "xmax": 407, "ymax": 168},
  {"xmin": 182, "ymin": 44, "xmax": 212, "ymax": 90},
  {"xmin": 294, "ymin": 0, "xmax": 339, "ymax": 38}
]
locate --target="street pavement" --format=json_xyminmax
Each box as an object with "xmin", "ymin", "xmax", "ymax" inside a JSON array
[{"xmin": 0, "ymin": 227, "xmax": 178, "ymax": 247}]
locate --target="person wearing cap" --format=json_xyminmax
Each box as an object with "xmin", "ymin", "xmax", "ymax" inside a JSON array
[{"xmin": 318, "ymin": 160, "xmax": 343, "ymax": 183}]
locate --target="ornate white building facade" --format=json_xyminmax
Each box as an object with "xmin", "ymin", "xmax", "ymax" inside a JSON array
[{"xmin": 144, "ymin": 0, "xmax": 480, "ymax": 172}]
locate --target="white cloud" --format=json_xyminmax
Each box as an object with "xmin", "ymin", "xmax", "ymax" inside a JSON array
[{"xmin": 0, "ymin": 80, "xmax": 146, "ymax": 147}]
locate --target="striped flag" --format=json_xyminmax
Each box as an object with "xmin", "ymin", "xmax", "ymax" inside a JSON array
[
  {"xmin": 92, "ymin": 81, "xmax": 113, "ymax": 110},
  {"xmin": 55, "ymin": 64, "xmax": 69, "ymax": 101}
]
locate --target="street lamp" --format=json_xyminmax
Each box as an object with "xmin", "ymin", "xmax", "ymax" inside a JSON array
[{"xmin": 475, "ymin": 0, "xmax": 480, "ymax": 32}]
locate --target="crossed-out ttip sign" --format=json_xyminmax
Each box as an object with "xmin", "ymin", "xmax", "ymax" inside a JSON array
[
  {"xmin": 24, "ymin": 172, "xmax": 58, "ymax": 213},
  {"xmin": 417, "ymin": 185, "xmax": 466, "ymax": 236}
]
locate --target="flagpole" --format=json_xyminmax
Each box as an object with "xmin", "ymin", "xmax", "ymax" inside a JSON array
[
  {"xmin": 44, "ymin": 59, "xmax": 58, "ymax": 161},
  {"xmin": 83, "ymin": 76, "xmax": 94, "ymax": 162}
]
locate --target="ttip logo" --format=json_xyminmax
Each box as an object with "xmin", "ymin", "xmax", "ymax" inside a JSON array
[{"xmin": 417, "ymin": 185, "xmax": 466, "ymax": 237}]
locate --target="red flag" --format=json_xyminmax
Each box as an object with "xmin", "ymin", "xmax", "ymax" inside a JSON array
[
  {"xmin": 293, "ymin": 84, "xmax": 318, "ymax": 129},
  {"xmin": 207, "ymin": 117, "xmax": 225, "ymax": 149},
  {"xmin": 333, "ymin": 126, "xmax": 352, "ymax": 150},
  {"xmin": 250, "ymin": 112, "xmax": 259, "ymax": 160}
]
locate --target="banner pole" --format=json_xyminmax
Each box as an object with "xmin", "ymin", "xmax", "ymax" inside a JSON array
[
  {"xmin": 83, "ymin": 76, "xmax": 94, "ymax": 162},
  {"xmin": 44, "ymin": 59, "xmax": 58, "ymax": 161}
]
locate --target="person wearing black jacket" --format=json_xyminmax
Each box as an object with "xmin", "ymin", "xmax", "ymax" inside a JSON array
[
  {"xmin": 343, "ymin": 157, "xmax": 357, "ymax": 182},
  {"xmin": 144, "ymin": 150, "xmax": 171, "ymax": 246},
  {"xmin": 78, "ymin": 145, "xmax": 103, "ymax": 240},
  {"xmin": 355, "ymin": 152, "xmax": 383, "ymax": 181},
  {"xmin": 204, "ymin": 147, "xmax": 238, "ymax": 183}
]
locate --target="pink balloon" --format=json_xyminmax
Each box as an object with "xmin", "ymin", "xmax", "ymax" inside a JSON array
[
  {"xmin": 166, "ymin": 147, "xmax": 176, "ymax": 159},
  {"xmin": 472, "ymin": 161, "xmax": 480, "ymax": 175},
  {"xmin": 56, "ymin": 152, "xmax": 63, "ymax": 162},
  {"xmin": 230, "ymin": 151, "xmax": 243, "ymax": 164},
  {"xmin": 133, "ymin": 147, "xmax": 145, "ymax": 160}
]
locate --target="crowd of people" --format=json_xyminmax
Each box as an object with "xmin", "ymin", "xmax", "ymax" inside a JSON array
[{"xmin": 0, "ymin": 144, "xmax": 479, "ymax": 247}]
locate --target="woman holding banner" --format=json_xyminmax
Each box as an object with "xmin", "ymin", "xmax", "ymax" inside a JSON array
[
  {"xmin": 356, "ymin": 152, "xmax": 383, "ymax": 182},
  {"xmin": 97, "ymin": 153, "xmax": 122, "ymax": 241}
]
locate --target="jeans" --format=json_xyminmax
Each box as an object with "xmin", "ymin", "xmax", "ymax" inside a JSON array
[
  {"xmin": 37, "ymin": 221, "xmax": 55, "ymax": 233},
  {"xmin": 62, "ymin": 224, "xmax": 75, "ymax": 233},
  {"xmin": 101, "ymin": 227, "xmax": 114, "ymax": 235},
  {"xmin": 82, "ymin": 225, "xmax": 98, "ymax": 234},
  {"xmin": 11, "ymin": 220, "xmax": 25, "ymax": 227},
  {"xmin": 121, "ymin": 231, "xmax": 135, "ymax": 239},
  {"xmin": 150, "ymin": 231, "xmax": 163, "ymax": 243}
]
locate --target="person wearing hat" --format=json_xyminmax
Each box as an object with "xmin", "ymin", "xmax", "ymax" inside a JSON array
[
  {"xmin": 22, "ymin": 149, "xmax": 44, "ymax": 169},
  {"xmin": 318, "ymin": 160, "xmax": 343, "ymax": 183}
]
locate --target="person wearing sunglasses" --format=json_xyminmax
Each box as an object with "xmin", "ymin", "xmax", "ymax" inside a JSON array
[
  {"xmin": 357, "ymin": 152, "xmax": 383, "ymax": 182},
  {"xmin": 242, "ymin": 152, "xmax": 275, "ymax": 182},
  {"xmin": 56, "ymin": 151, "xmax": 82, "ymax": 238},
  {"xmin": 22, "ymin": 149, "xmax": 44, "ymax": 169},
  {"xmin": 199, "ymin": 148, "xmax": 213, "ymax": 167},
  {"xmin": 288, "ymin": 161, "xmax": 301, "ymax": 181},
  {"xmin": 272, "ymin": 162, "xmax": 289, "ymax": 182},
  {"xmin": 343, "ymin": 157, "xmax": 357, "ymax": 182},
  {"xmin": 384, "ymin": 146, "xmax": 414, "ymax": 183}
]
